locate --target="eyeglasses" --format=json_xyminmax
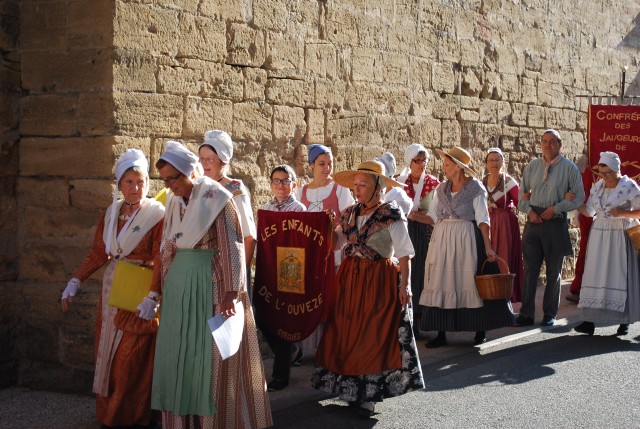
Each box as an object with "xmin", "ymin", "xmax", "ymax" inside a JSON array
[
  {"xmin": 271, "ymin": 178, "xmax": 293, "ymax": 185},
  {"xmin": 600, "ymin": 170, "xmax": 617, "ymax": 176},
  {"xmin": 199, "ymin": 157, "xmax": 216, "ymax": 164},
  {"xmin": 412, "ymin": 158, "xmax": 427, "ymax": 164},
  {"xmin": 162, "ymin": 172, "xmax": 183, "ymax": 185}
]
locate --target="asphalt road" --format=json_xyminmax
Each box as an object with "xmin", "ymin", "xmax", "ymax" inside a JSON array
[{"xmin": 271, "ymin": 324, "xmax": 640, "ymax": 428}]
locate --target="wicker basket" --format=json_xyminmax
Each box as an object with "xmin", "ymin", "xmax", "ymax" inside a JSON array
[
  {"xmin": 627, "ymin": 224, "xmax": 640, "ymax": 252},
  {"xmin": 475, "ymin": 256, "xmax": 515, "ymax": 300}
]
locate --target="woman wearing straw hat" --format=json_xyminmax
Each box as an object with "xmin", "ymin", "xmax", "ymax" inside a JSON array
[
  {"xmin": 573, "ymin": 151, "xmax": 640, "ymax": 336},
  {"xmin": 395, "ymin": 144, "xmax": 440, "ymax": 336},
  {"xmin": 419, "ymin": 147, "xmax": 515, "ymax": 347},
  {"xmin": 482, "ymin": 147, "xmax": 524, "ymax": 303},
  {"xmin": 312, "ymin": 160, "xmax": 425, "ymax": 418},
  {"xmin": 61, "ymin": 149, "xmax": 164, "ymax": 428}
]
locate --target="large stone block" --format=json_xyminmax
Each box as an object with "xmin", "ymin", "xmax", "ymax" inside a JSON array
[
  {"xmin": 70, "ymin": 179, "xmax": 114, "ymax": 210},
  {"xmin": 114, "ymin": 2, "xmax": 179, "ymax": 55},
  {"xmin": 511, "ymin": 103, "xmax": 528, "ymax": 126},
  {"xmin": 77, "ymin": 92, "xmax": 117, "ymax": 136},
  {"xmin": 20, "ymin": 95, "xmax": 78, "ymax": 136},
  {"xmin": 209, "ymin": 65, "xmax": 244, "ymax": 102},
  {"xmin": 226, "ymin": 24, "xmax": 266, "ymax": 67},
  {"xmin": 304, "ymin": 42, "xmax": 337, "ymax": 79},
  {"xmin": 351, "ymin": 47, "xmax": 383, "ymax": 83},
  {"xmin": 16, "ymin": 178, "xmax": 69, "ymax": 208},
  {"xmin": 253, "ymin": 0, "xmax": 288, "ymax": 31},
  {"xmin": 21, "ymin": 49, "xmax": 113, "ymax": 93},
  {"xmin": 527, "ymin": 105, "xmax": 545, "ymax": 128},
  {"xmin": 273, "ymin": 105, "xmax": 306, "ymax": 145},
  {"xmin": 184, "ymin": 97, "xmax": 233, "ymax": 137},
  {"xmin": 442, "ymin": 119, "xmax": 461, "ymax": 148},
  {"xmin": 306, "ymin": 108, "xmax": 325, "ymax": 144},
  {"xmin": 243, "ymin": 68, "xmax": 268, "ymax": 101},
  {"xmin": 326, "ymin": 114, "xmax": 369, "ymax": 148},
  {"xmin": 265, "ymin": 32, "xmax": 304, "ymax": 71},
  {"xmin": 383, "ymin": 52, "xmax": 409, "ymax": 85},
  {"xmin": 265, "ymin": 77, "xmax": 314, "ymax": 108},
  {"xmin": 324, "ymin": 7, "xmax": 359, "ymax": 45},
  {"xmin": 178, "ymin": 14, "xmax": 225, "ymax": 62},
  {"xmin": 114, "ymin": 92, "xmax": 183, "ymax": 137},
  {"xmin": 20, "ymin": 137, "xmax": 115, "ymax": 177},
  {"xmin": 20, "ymin": 2, "xmax": 67, "ymax": 51},
  {"xmin": 232, "ymin": 102, "xmax": 273, "ymax": 143},
  {"xmin": 315, "ymin": 78, "xmax": 345, "ymax": 109},
  {"xmin": 537, "ymin": 81, "xmax": 564, "ymax": 108},
  {"xmin": 432, "ymin": 95, "xmax": 459, "ymax": 120},
  {"xmin": 23, "ymin": 207, "xmax": 102, "ymax": 242},
  {"xmin": 158, "ymin": 64, "xmax": 203, "ymax": 95},
  {"xmin": 67, "ymin": 0, "xmax": 114, "ymax": 48},
  {"xmin": 461, "ymin": 68, "xmax": 482, "ymax": 96},
  {"xmin": 113, "ymin": 49, "xmax": 156, "ymax": 92},
  {"xmin": 200, "ymin": 0, "xmax": 246, "ymax": 20},
  {"xmin": 432, "ymin": 63, "xmax": 455, "ymax": 94}
]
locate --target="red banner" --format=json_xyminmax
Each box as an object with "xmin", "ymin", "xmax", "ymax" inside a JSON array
[
  {"xmin": 588, "ymin": 105, "xmax": 640, "ymax": 179},
  {"xmin": 253, "ymin": 210, "xmax": 334, "ymax": 343}
]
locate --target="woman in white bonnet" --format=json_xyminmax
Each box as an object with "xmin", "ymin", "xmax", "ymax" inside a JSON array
[
  {"xmin": 396, "ymin": 143, "xmax": 440, "ymax": 335},
  {"xmin": 574, "ymin": 151, "xmax": 640, "ymax": 336},
  {"xmin": 61, "ymin": 149, "xmax": 165, "ymax": 428},
  {"xmin": 198, "ymin": 130, "xmax": 257, "ymax": 273}
]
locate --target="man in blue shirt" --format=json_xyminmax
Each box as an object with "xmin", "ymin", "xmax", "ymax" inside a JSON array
[{"xmin": 516, "ymin": 129, "xmax": 584, "ymax": 326}]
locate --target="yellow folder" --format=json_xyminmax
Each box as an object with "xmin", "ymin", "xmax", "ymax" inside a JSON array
[{"xmin": 108, "ymin": 260, "xmax": 153, "ymax": 312}]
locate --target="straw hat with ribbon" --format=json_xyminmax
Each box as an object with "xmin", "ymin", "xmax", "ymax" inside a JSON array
[
  {"xmin": 434, "ymin": 146, "xmax": 478, "ymax": 177},
  {"xmin": 333, "ymin": 160, "xmax": 405, "ymax": 189}
]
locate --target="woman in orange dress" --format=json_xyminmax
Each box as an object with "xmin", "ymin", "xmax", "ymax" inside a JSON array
[{"xmin": 61, "ymin": 149, "xmax": 164, "ymax": 428}]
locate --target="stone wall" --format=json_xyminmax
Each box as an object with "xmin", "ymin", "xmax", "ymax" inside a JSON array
[{"xmin": 7, "ymin": 0, "xmax": 640, "ymax": 392}]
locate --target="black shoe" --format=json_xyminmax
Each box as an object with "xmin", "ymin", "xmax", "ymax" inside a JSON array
[
  {"xmin": 541, "ymin": 316, "xmax": 556, "ymax": 326},
  {"xmin": 616, "ymin": 324, "xmax": 629, "ymax": 336},
  {"xmin": 473, "ymin": 331, "xmax": 486, "ymax": 345},
  {"xmin": 290, "ymin": 347, "xmax": 303, "ymax": 367},
  {"xmin": 267, "ymin": 378, "xmax": 289, "ymax": 391},
  {"xmin": 574, "ymin": 321, "xmax": 595, "ymax": 336},
  {"xmin": 515, "ymin": 315, "xmax": 534, "ymax": 326},
  {"xmin": 425, "ymin": 332, "xmax": 447, "ymax": 348}
]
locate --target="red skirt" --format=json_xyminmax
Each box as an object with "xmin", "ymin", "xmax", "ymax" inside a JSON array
[{"xmin": 316, "ymin": 256, "xmax": 401, "ymax": 375}]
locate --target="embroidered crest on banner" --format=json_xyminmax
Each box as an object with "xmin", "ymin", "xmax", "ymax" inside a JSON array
[{"xmin": 277, "ymin": 247, "xmax": 305, "ymax": 294}]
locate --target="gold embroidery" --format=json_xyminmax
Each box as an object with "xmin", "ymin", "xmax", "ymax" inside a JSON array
[{"xmin": 277, "ymin": 247, "xmax": 305, "ymax": 294}]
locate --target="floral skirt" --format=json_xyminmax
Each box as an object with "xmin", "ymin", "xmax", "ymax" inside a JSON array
[{"xmin": 311, "ymin": 307, "xmax": 424, "ymax": 403}]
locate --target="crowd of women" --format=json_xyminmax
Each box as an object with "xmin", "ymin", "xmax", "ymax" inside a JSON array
[{"xmin": 60, "ymin": 128, "xmax": 640, "ymax": 428}]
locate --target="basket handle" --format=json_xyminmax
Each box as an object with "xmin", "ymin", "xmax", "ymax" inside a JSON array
[{"xmin": 480, "ymin": 255, "xmax": 510, "ymax": 274}]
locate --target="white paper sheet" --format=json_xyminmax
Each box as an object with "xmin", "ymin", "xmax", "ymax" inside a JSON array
[{"xmin": 207, "ymin": 301, "xmax": 245, "ymax": 360}]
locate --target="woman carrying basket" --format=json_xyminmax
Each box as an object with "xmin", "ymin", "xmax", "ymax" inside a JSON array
[
  {"xmin": 419, "ymin": 147, "xmax": 515, "ymax": 347},
  {"xmin": 482, "ymin": 147, "xmax": 524, "ymax": 303}
]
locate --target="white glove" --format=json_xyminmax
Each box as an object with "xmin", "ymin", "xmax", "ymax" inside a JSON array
[
  {"xmin": 62, "ymin": 278, "xmax": 81, "ymax": 300},
  {"xmin": 137, "ymin": 292, "xmax": 160, "ymax": 320}
]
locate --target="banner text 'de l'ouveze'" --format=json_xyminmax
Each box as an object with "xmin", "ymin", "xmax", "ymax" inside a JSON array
[{"xmin": 254, "ymin": 210, "xmax": 334, "ymax": 343}]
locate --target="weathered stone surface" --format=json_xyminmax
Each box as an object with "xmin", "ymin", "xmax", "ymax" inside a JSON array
[
  {"xmin": 273, "ymin": 105, "xmax": 306, "ymax": 145},
  {"xmin": 305, "ymin": 42, "xmax": 337, "ymax": 79},
  {"xmin": 20, "ymin": 2, "xmax": 67, "ymax": 51},
  {"xmin": 253, "ymin": 0, "xmax": 288, "ymax": 32},
  {"xmin": 232, "ymin": 102, "xmax": 273, "ymax": 143},
  {"xmin": 16, "ymin": 178, "xmax": 69, "ymax": 208},
  {"xmin": 20, "ymin": 95, "xmax": 78, "ymax": 136},
  {"xmin": 243, "ymin": 68, "xmax": 268, "ymax": 101},
  {"xmin": 266, "ymin": 32, "xmax": 304, "ymax": 71},
  {"xmin": 432, "ymin": 63, "xmax": 455, "ymax": 94},
  {"xmin": 68, "ymin": 0, "xmax": 114, "ymax": 48},
  {"xmin": 177, "ymin": 14, "xmax": 225, "ymax": 62},
  {"xmin": 20, "ymin": 137, "xmax": 115, "ymax": 177},
  {"xmin": 184, "ymin": 97, "xmax": 233, "ymax": 137},
  {"xmin": 266, "ymin": 77, "xmax": 314, "ymax": 108},
  {"xmin": 114, "ymin": 2, "xmax": 179, "ymax": 55},
  {"xmin": 306, "ymin": 108, "xmax": 325, "ymax": 144},
  {"xmin": 226, "ymin": 24, "xmax": 265, "ymax": 67},
  {"xmin": 114, "ymin": 93, "xmax": 183, "ymax": 137},
  {"xmin": 199, "ymin": 0, "xmax": 246, "ymax": 21},
  {"xmin": 113, "ymin": 49, "xmax": 157, "ymax": 92},
  {"xmin": 70, "ymin": 179, "xmax": 114, "ymax": 210}
]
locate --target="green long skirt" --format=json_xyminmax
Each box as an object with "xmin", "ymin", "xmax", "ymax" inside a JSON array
[{"xmin": 151, "ymin": 249, "xmax": 217, "ymax": 416}]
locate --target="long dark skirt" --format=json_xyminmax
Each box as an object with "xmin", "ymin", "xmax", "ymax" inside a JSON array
[
  {"xmin": 420, "ymin": 222, "xmax": 515, "ymax": 332},
  {"xmin": 408, "ymin": 219, "xmax": 433, "ymax": 317}
]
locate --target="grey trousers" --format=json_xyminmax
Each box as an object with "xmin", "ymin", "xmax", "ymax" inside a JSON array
[{"xmin": 520, "ymin": 219, "xmax": 572, "ymax": 319}]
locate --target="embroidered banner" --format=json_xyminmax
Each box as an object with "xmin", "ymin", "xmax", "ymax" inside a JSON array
[
  {"xmin": 588, "ymin": 105, "xmax": 640, "ymax": 179},
  {"xmin": 254, "ymin": 210, "xmax": 334, "ymax": 343}
]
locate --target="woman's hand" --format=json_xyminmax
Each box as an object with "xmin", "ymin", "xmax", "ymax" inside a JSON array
[
  {"xmin": 522, "ymin": 191, "xmax": 531, "ymax": 201},
  {"xmin": 61, "ymin": 278, "xmax": 80, "ymax": 313},
  {"xmin": 399, "ymin": 285, "xmax": 412, "ymax": 310},
  {"xmin": 565, "ymin": 191, "xmax": 576, "ymax": 201},
  {"xmin": 485, "ymin": 246, "xmax": 497, "ymax": 262},
  {"xmin": 220, "ymin": 292, "xmax": 239, "ymax": 317}
]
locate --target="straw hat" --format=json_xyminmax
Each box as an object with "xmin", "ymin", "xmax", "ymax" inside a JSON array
[
  {"xmin": 434, "ymin": 146, "xmax": 478, "ymax": 177},
  {"xmin": 333, "ymin": 160, "xmax": 405, "ymax": 189}
]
